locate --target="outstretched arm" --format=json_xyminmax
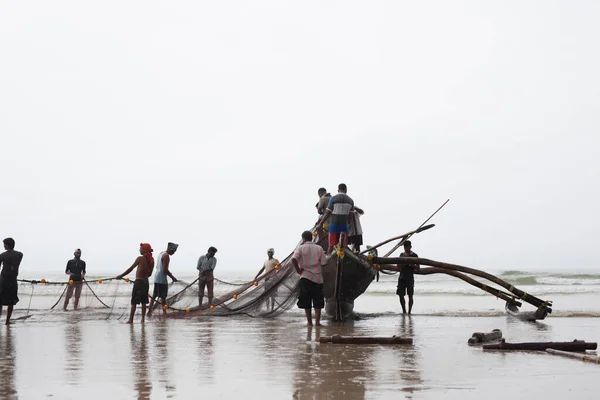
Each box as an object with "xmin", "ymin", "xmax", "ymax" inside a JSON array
[
  {"xmin": 162, "ymin": 254, "xmax": 177, "ymax": 282},
  {"xmin": 254, "ymin": 265, "xmax": 265, "ymax": 280},
  {"xmin": 117, "ymin": 257, "xmax": 140, "ymax": 279},
  {"xmin": 316, "ymin": 209, "xmax": 332, "ymax": 230}
]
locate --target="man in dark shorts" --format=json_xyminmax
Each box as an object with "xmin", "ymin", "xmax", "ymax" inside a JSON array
[
  {"xmin": 0, "ymin": 238, "xmax": 23, "ymax": 325},
  {"xmin": 63, "ymin": 248, "xmax": 87, "ymax": 310},
  {"xmin": 292, "ymin": 231, "xmax": 327, "ymax": 326},
  {"xmin": 117, "ymin": 243, "xmax": 154, "ymax": 324},
  {"xmin": 397, "ymin": 241, "xmax": 420, "ymax": 315},
  {"xmin": 147, "ymin": 242, "xmax": 178, "ymax": 317}
]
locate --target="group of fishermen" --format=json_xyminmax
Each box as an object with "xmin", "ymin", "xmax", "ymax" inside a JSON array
[{"xmin": 0, "ymin": 183, "xmax": 420, "ymax": 325}]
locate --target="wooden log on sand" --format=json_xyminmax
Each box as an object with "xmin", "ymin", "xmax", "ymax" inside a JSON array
[
  {"xmin": 319, "ymin": 335, "xmax": 413, "ymax": 345},
  {"xmin": 468, "ymin": 329, "xmax": 503, "ymax": 345},
  {"xmin": 546, "ymin": 349, "xmax": 600, "ymax": 364},
  {"xmin": 483, "ymin": 340, "xmax": 597, "ymax": 352}
]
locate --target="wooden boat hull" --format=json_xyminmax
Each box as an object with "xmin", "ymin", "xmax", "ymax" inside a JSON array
[{"xmin": 321, "ymin": 250, "xmax": 377, "ymax": 320}]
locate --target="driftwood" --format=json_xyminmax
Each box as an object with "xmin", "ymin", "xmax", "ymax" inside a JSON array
[
  {"xmin": 380, "ymin": 265, "xmax": 522, "ymax": 307},
  {"xmin": 546, "ymin": 349, "xmax": 600, "ymax": 364},
  {"xmin": 506, "ymin": 302, "xmax": 548, "ymax": 321},
  {"xmin": 483, "ymin": 340, "xmax": 597, "ymax": 352},
  {"xmin": 372, "ymin": 256, "xmax": 551, "ymax": 311},
  {"xmin": 468, "ymin": 329, "xmax": 503, "ymax": 345},
  {"xmin": 319, "ymin": 335, "xmax": 413, "ymax": 345}
]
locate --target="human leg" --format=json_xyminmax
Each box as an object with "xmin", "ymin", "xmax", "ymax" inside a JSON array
[
  {"xmin": 5, "ymin": 305, "xmax": 13, "ymax": 325},
  {"xmin": 127, "ymin": 304, "xmax": 136, "ymax": 324},
  {"xmin": 304, "ymin": 309, "xmax": 313, "ymax": 326},
  {"xmin": 74, "ymin": 282, "xmax": 83, "ymax": 309},
  {"xmin": 399, "ymin": 296, "xmax": 407, "ymax": 314},
  {"xmin": 407, "ymin": 286, "xmax": 415, "ymax": 314},
  {"xmin": 207, "ymin": 279, "xmax": 214, "ymax": 306},
  {"xmin": 198, "ymin": 278, "xmax": 206, "ymax": 306},
  {"xmin": 64, "ymin": 284, "xmax": 75, "ymax": 310}
]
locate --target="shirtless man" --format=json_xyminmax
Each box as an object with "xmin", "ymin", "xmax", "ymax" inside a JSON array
[{"xmin": 117, "ymin": 243, "xmax": 154, "ymax": 324}]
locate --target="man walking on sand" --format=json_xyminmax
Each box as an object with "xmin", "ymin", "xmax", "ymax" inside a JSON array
[
  {"xmin": 292, "ymin": 231, "xmax": 327, "ymax": 326},
  {"xmin": 0, "ymin": 238, "xmax": 23, "ymax": 325},
  {"xmin": 147, "ymin": 242, "xmax": 179, "ymax": 317},
  {"xmin": 117, "ymin": 243, "xmax": 154, "ymax": 324},
  {"xmin": 397, "ymin": 241, "xmax": 420, "ymax": 315}
]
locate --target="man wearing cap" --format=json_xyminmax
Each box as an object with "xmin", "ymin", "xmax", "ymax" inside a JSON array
[
  {"xmin": 63, "ymin": 249, "xmax": 87, "ymax": 310},
  {"xmin": 254, "ymin": 248, "xmax": 280, "ymax": 311},
  {"xmin": 0, "ymin": 238, "xmax": 23, "ymax": 325},
  {"xmin": 147, "ymin": 242, "xmax": 179, "ymax": 317},
  {"xmin": 117, "ymin": 243, "xmax": 154, "ymax": 324},
  {"xmin": 197, "ymin": 246, "xmax": 218, "ymax": 307},
  {"xmin": 397, "ymin": 241, "xmax": 420, "ymax": 315}
]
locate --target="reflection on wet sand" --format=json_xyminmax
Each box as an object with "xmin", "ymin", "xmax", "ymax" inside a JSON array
[
  {"xmin": 151, "ymin": 319, "xmax": 176, "ymax": 396},
  {"xmin": 64, "ymin": 316, "xmax": 83, "ymax": 385},
  {"xmin": 130, "ymin": 325, "xmax": 152, "ymax": 400},
  {"xmin": 396, "ymin": 316, "xmax": 424, "ymax": 395},
  {"xmin": 196, "ymin": 320, "xmax": 214, "ymax": 384},
  {"xmin": 293, "ymin": 323, "xmax": 372, "ymax": 400},
  {"xmin": 0, "ymin": 328, "xmax": 17, "ymax": 400}
]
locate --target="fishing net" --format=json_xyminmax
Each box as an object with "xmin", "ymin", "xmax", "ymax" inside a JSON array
[{"xmin": 13, "ymin": 231, "xmax": 330, "ymax": 321}]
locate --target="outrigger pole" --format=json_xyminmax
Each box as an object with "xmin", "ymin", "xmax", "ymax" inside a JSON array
[{"xmin": 371, "ymin": 256, "xmax": 552, "ymax": 312}]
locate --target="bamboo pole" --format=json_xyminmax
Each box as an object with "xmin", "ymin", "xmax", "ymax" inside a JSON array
[
  {"xmin": 546, "ymin": 349, "xmax": 600, "ymax": 364},
  {"xmin": 358, "ymin": 224, "xmax": 435, "ymax": 255},
  {"xmin": 383, "ymin": 199, "xmax": 449, "ymax": 257},
  {"xmin": 372, "ymin": 257, "xmax": 551, "ymax": 310},
  {"xmin": 416, "ymin": 267, "xmax": 521, "ymax": 306}
]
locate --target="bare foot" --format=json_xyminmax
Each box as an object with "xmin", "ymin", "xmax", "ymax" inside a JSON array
[
  {"xmin": 5, "ymin": 321, "xmax": 13, "ymax": 326},
  {"xmin": 307, "ymin": 322, "xmax": 313, "ymax": 326},
  {"xmin": 315, "ymin": 323, "xmax": 323, "ymax": 327},
  {"xmin": 126, "ymin": 320, "xmax": 133, "ymax": 324}
]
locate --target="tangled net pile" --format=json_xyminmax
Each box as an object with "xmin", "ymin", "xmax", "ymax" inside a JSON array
[{"xmin": 15, "ymin": 234, "xmax": 329, "ymax": 321}]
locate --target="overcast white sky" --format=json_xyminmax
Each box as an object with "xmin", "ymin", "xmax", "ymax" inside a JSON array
[{"xmin": 1, "ymin": 1, "xmax": 598, "ymax": 276}]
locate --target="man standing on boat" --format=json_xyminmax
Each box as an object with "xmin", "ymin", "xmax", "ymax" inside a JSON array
[
  {"xmin": 197, "ymin": 246, "xmax": 218, "ymax": 307},
  {"xmin": 316, "ymin": 183, "xmax": 354, "ymax": 254},
  {"xmin": 348, "ymin": 207, "xmax": 364, "ymax": 253},
  {"xmin": 147, "ymin": 242, "xmax": 179, "ymax": 317},
  {"xmin": 0, "ymin": 238, "xmax": 23, "ymax": 325},
  {"xmin": 292, "ymin": 231, "xmax": 327, "ymax": 326},
  {"xmin": 397, "ymin": 240, "xmax": 420, "ymax": 315},
  {"xmin": 254, "ymin": 248, "xmax": 280, "ymax": 311},
  {"xmin": 63, "ymin": 248, "xmax": 86, "ymax": 310},
  {"xmin": 315, "ymin": 188, "xmax": 331, "ymax": 226}
]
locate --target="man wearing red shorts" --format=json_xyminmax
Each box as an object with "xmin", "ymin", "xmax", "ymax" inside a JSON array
[{"xmin": 316, "ymin": 183, "xmax": 354, "ymax": 254}]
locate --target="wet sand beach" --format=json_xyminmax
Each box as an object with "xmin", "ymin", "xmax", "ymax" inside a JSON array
[{"xmin": 1, "ymin": 312, "xmax": 599, "ymax": 400}]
